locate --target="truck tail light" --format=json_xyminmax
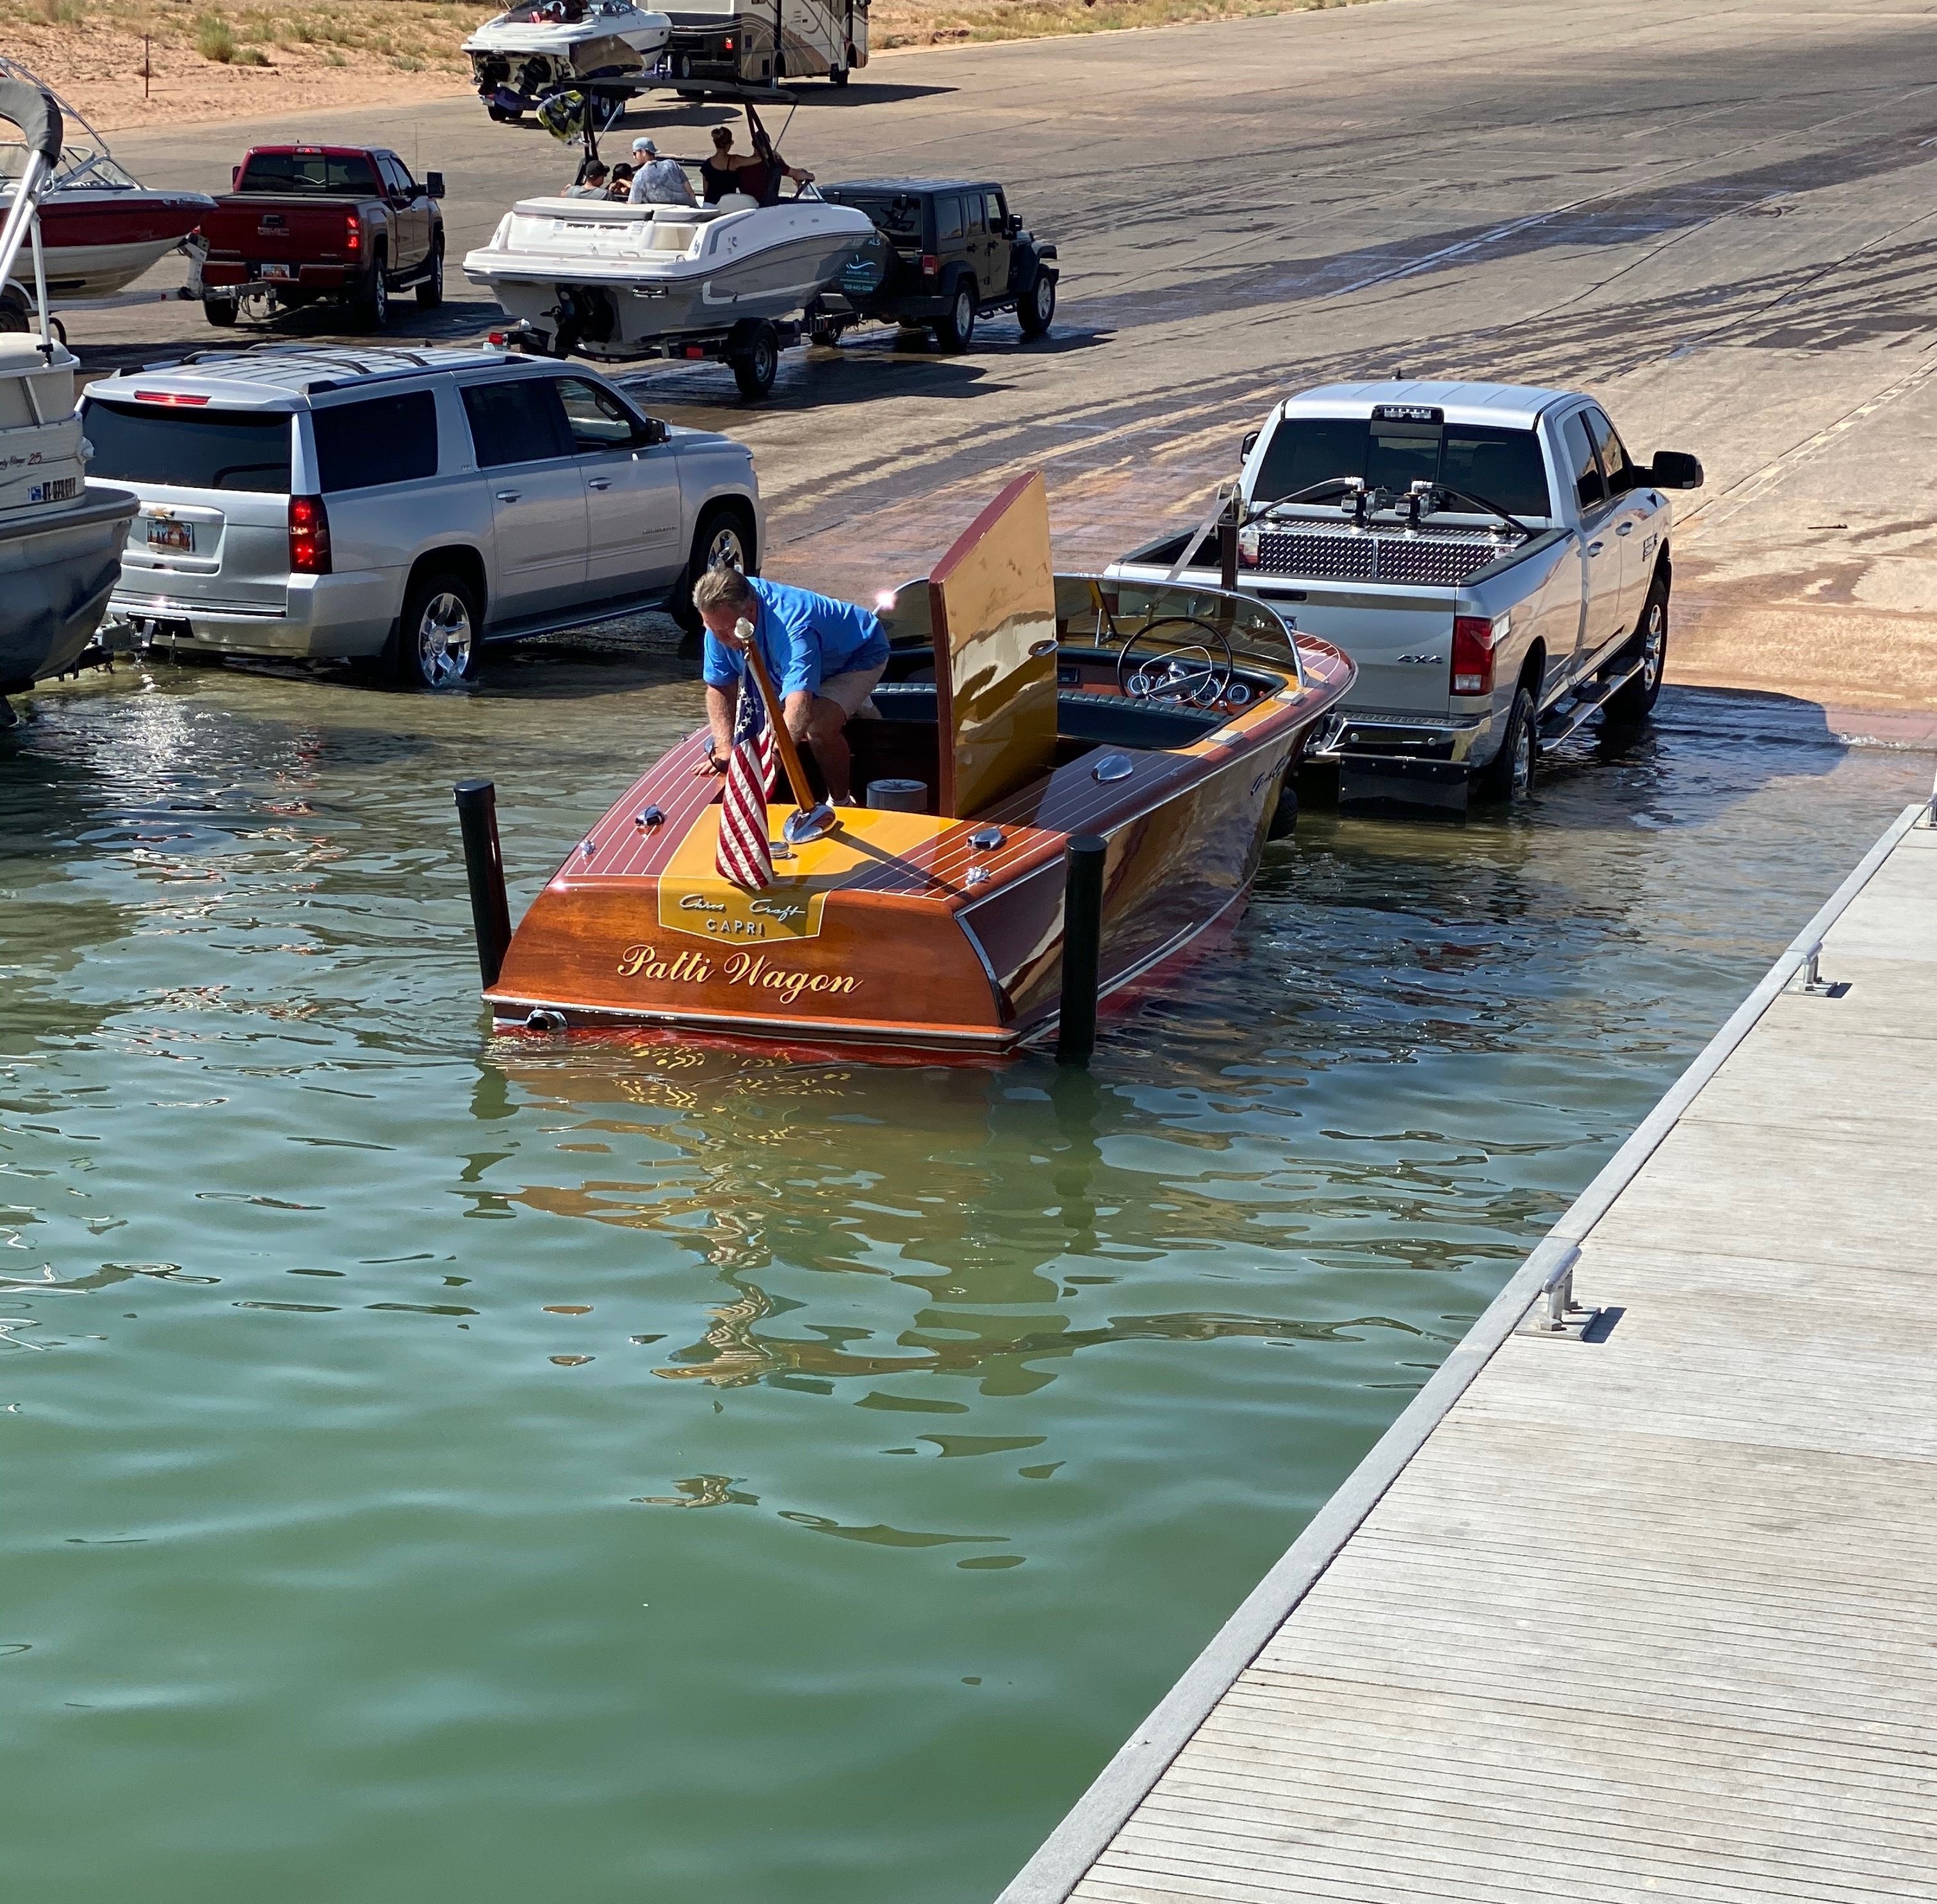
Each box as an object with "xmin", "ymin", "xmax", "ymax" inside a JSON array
[
  {"xmin": 920, "ymin": 253, "xmax": 938, "ymax": 277},
  {"xmin": 1451, "ymin": 615, "xmax": 1504, "ymax": 696},
  {"xmin": 289, "ymin": 494, "xmax": 332, "ymax": 575},
  {"xmin": 345, "ymin": 212, "xmax": 361, "ymax": 254},
  {"xmin": 722, "ymin": 33, "xmax": 733, "ymax": 49}
]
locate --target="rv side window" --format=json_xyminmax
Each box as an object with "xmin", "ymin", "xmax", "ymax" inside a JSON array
[
  {"xmin": 313, "ymin": 390, "xmax": 438, "ymax": 491},
  {"xmin": 936, "ymin": 196, "xmax": 963, "ymax": 243},
  {"xmin": 461, "ymin": 378, "xmax": 572, "ymax": 468}
]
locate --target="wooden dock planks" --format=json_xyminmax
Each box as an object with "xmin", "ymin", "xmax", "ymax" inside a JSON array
[{"xmin": 1006, "ymin": 813, "xmax": 1937, "ymax": 1904}]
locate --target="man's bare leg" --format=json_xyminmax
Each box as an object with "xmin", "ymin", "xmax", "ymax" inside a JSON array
[{"xmin": 785, "ymin": 694, "xmax": 853, "ymax": 803}]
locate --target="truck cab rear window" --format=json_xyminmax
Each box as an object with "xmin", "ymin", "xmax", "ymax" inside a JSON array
[
  {"xmin": 1257, "ymin": 418, "xmax": 1551, "ymax": 519},
  {"xmin": 238, "ymin": 152, "xmax": 380, "ymax": 194},
  {"xmin": 313, "ymin": 390, "xmax": 439, "ymax": 491},
  {"xmin": 83, "ymin": 403, "xmax": 293, "ymax": 493}
]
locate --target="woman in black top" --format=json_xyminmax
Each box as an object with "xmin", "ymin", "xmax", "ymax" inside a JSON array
[{"xmin": 699, "ymin": 126, "xmax": 749, "ymax": 203}]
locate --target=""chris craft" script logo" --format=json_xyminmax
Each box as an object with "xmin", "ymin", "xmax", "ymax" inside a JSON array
[{"xmin": 616, "ymin": 943, "xmax": 862, "ymax": 1007}]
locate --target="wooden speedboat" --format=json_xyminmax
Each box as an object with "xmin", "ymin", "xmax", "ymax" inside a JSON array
[{"xmin": 483, "ymin": 473, "xmax": 1354, "ymax": 1053}]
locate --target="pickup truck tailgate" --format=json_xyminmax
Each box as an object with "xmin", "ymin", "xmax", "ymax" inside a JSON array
[
  {"xmin": 1270, "ymin": 584, "xmax": 1455, "ymax": 715},
  {"xmin": 203, "ymin": 196, "xmax": 357, "ymax": 269}
]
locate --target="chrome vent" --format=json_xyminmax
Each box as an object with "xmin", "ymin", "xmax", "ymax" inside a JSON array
[{"xmin": 1257, "ymin": 530, "xmax": 1499, "ymax": 587}]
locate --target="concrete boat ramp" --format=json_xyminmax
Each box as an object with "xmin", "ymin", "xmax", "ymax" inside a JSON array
[{"xmin": 1001, "ymin": 794, "xmax": 1937, "ymax": 1904}]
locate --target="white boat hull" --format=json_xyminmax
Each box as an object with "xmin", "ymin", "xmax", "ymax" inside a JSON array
[
  {"xmin": 464, "ymin": 197, "xmax": 879, "ymax": 357},
  {"xmin": 0, "ymin": 487, "xmax": 138, "ymax": 689}
]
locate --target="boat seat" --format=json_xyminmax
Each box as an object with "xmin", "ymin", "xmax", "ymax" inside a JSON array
[
  {"xmin": 645, "ymin": 224, "xmax": 698, "ymax": 252},
  {"xmin": 870, "ymin": 681, "xmax": 1222, "ymax": 750},
  {"xmin": 715, "ymin": 192, "xmax": 759, "ymax": 214}
]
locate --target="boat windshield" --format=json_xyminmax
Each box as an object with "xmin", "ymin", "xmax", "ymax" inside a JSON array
[
  {"xmin": 878, "ymin": 574, "xmax": 1304, "ymax": 685},
  {"xmin": 0, "ymin": 142, "xmax": 140, "ymax": 191}
]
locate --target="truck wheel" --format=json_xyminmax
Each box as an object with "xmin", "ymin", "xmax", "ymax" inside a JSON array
[
  {"xmin": 416, "ymin": 239, "xmax": 445, "ymax": 309},
  {"xmin": 395, "ymin": 569, "xmax": 480, "ymax": 690},
  {"xmin": 1602, "ymin": 581, "xmax": 1668, "ymax": 727},
  {"xmin": 730, "ymin": 321, "xmax": 779, "ymax": 400},
  {"xmin": 1475, "ymin": 683, "xmax": 1537, "ymax": 805},
  {"xmin": 350, "ymin": 245, "xmax": 389, "ymax": 331},
  {"xmin": 932, "ymin": 277, "xmax": 976, "ymax": 353},
  {"xmin": 670, "ymin": 505, "xmax": 756, "ymax": 636},
  {"xmin": 828, "ymin": 63, "xmax": 849, "ymax": 87},
  {"xmin": 202, "ymin": 295, "xmax": 238, "ymax": 328},
  {"xmin": 1018, "ymin": 269, "xmax": 1056, "ymax": 339}
]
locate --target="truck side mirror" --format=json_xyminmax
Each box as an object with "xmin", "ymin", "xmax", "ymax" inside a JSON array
[
  {"xmin": 1647, "ymin": 450, "xmax": 1703, "ymax": 489},
  {"xmin": 425, "ymin": 172, "xmax": 446, "ymax": 200},
  {"xmin": 1241, "ymin": 429, "xmax": 1260, "ymax": 460},
  {"xmin": 231, "ymin": 165, "xmax": 240, "ymax": 187}
]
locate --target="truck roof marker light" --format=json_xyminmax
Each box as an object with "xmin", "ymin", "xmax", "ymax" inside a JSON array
[{"xmin": 134, "ymin": 391, "xmax": 209, "ymax": 405}]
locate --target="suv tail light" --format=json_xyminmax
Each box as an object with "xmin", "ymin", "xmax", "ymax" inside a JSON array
[
  {"xmin": 920, "ymin": 253, "xmax": 938, "ymax": 277},
  {"xmin": 1451, "ymin": 615, "xmax": 1505, "ymax": 696},
  {"xmin": 345, "ymin": 212, "xmax": 361, "ymax": 255},
  {"xmin": 289, "ymin": 494, "xmax": 332, "ymax": 575}
]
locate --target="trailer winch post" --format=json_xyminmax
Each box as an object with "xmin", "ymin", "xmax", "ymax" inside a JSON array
[
  {"xmin": 1057, "ymin": 834, "xmax": 1108, "ymax": 1065},
  {"xmin": 454, "ymin": 779, "xmax": 513, "ymax": 989}
]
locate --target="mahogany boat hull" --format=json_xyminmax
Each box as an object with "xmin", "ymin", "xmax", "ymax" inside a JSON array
[{"xmin": 486, "ymin": 647, "xmax": 1352, "ymax": 1054}]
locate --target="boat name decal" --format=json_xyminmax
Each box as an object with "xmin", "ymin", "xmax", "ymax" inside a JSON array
[{"xmin": 616, "ymin": 943, "xmax": 861, "ymax": 1006}]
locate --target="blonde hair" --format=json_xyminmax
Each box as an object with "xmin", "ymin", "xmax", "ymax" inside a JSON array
[{"xmin": 692, "ymin": 565, "xmax": 756, "ymax": 614}]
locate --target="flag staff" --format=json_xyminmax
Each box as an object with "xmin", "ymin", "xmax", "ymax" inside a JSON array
[{"xmin": 735, "ymin": 617, "xmax": 831, "ymax": 838}]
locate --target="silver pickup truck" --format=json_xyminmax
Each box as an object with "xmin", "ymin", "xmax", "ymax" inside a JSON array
[{"xmin": 1107, "ymin": 380, "xmax": 1704, "ymax": 809}]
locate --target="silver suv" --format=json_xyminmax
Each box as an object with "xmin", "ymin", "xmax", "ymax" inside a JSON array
[{"xmin": 84, "ymin": 344, "xmax": 762, "ymax": 688}]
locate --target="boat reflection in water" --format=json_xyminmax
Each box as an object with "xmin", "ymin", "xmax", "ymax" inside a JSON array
[{"xmin": 487, "ymin": 472, "xmax": 1355, "ymax": 1054}]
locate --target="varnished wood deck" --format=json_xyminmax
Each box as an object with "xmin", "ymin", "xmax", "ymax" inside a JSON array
[{"xmin": 1000, "ymin": 801, "xmax": 1937, "ymax": 1904}]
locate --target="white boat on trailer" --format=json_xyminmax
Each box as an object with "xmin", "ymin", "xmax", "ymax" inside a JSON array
[
  {"xmin": 464, "ymin": 190, "xmax": 880, "ymax": 397},
  {"xmin": 0, "ymin": 74, "xmax": 139, "ymax": 722},
  {"xmin": 463, "ymin": 0, "xmax": 673, "ymax": 122}
]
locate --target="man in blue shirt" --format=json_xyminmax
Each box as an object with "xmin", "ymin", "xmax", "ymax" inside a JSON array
[{"xmin": 692, "ymin": 567, "xmax": 889, "ymax": 804}]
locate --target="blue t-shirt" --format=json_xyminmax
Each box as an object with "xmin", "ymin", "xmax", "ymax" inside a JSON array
[{"xmin": 700, "ymin": 577, "xmax": 888, "ymax": 700}]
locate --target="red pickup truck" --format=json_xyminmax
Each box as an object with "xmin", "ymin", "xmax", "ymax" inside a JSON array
[{"xmin": 198, "ymin": 145, "xmax": 446, "ymax": 332}]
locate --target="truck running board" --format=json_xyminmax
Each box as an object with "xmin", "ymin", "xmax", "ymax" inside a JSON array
[{"xmin": 1539, "ymin": 651, "xmax": 1646, "ymax": 746}]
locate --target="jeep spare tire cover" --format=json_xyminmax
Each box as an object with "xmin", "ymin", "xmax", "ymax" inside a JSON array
[{"xmin": 836, "ymin": 233, "xmax": 893, "ymax": 304}]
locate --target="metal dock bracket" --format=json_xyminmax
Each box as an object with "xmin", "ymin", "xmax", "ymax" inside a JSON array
[{"xmin": 1514, "ymin": 1244, "xmax": 1598, "ymax": 1340}]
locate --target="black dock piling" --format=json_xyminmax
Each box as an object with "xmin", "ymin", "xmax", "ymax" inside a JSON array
[
  {"xmin": 1057, "ymin": 834, "xmax": 1107, "ymax": 1065},
  {"xmin": 454, "ymin": 779, "xmax": 512, "ymax": 989}
]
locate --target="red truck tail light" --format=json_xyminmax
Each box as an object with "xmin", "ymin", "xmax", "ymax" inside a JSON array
[
  {"xmin": 920, "ymin": 253, "xmax": 938, "ymax": 277},
  {"xmin": 288, "ymin": 495, "xmax": 332, "ymax": 575},
  {"xmin": 1451, "ymin": 615, "xmax": 1505, "ymax": 696},
  {"xmin": 345, "ymin": 212, "xmax": 361, "ymax": 254}
]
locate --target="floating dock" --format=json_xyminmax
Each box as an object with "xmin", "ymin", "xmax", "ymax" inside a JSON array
[{"xmin": 999, "ymin": 792, "xmax": 1937, "ymax": 1904}]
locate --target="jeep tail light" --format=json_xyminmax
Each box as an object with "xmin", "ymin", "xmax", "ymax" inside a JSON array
[
  {"xmin": 920, "ymin": 253, "xmax": 938, "ymax": 277},
  {"xmin": 288, "ymin": 494, "xmax": 332, "ymax": 576},
  {"xmin": 1451, "ymin": 615, "xmax": 1504, "ymax": 696},
  {"xmin": 345, "ymin": 212, "xmax": 361, "ymax": 254}
]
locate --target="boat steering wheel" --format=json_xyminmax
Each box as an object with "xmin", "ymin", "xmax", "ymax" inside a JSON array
[{"xmin": 1116, "ymin": 616, "xmax": 1236, "ymax": 709}]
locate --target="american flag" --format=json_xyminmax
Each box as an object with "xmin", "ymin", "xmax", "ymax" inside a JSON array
[{"xmin": 714, "ymin": 676, "xmax": 776, "ymax": 889}]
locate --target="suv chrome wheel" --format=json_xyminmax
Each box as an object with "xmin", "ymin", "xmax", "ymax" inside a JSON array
[
  {"xmin": 704, "ymin": 521, "xmax": 747, "ymax": 572},
  {"xmin": 416, "ymin": 590, "xmax": 474, "ymax": 689}
]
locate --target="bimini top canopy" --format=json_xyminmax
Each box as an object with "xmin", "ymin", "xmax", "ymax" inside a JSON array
[{"xmin": 0, "ymin": 75, "xmax": 61, "ymax": 165}]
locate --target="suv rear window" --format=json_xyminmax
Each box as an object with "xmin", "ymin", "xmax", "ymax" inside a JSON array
[
  {"xmin": 1256, "ymin": 418, "xmax": 1551, "ymax": 519},
  {"xmin": 237, "ymin": 151, "xmax": 380, "ymax": 194},
  {"xmin": 83, "ymin": 402, "xmax": 293, "ymax": 493},
  {"xmin": 828, "ymin": 192, "xmax": 923, "ymax": 240},
  {"xmin": 313, "ymin": 390, "xmax": 439, "ymax": 491}
]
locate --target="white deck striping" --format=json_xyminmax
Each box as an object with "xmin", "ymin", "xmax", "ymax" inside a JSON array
[{"xmin": 1000, "ymin": 799, "xmax": 1937, "ymax": 1904}]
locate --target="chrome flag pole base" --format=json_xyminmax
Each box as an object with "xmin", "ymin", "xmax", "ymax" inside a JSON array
[{"xmin": 783, "ymin": 802, "xmax": 837, "ymax": 846}]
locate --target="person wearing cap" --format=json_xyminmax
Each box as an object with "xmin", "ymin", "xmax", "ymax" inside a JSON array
[
  {"xmin": 628, "ymin": 137, "xmax": 696, "ymax": 206},
  {"xmin": 563, "ymin": 158, "xmax": 609, "ymax": 198}
]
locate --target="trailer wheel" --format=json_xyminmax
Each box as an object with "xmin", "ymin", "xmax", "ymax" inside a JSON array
[
  {"xmin": 0, "ymin": 295, "xmax": 27, "ymax": 333},
  {"xmin": 730, "ymin": 321, "xmax": 780, "ymax": 400},
  {"xmin": 486, "ymin": 103, "xmax": 523, "ymax": 122},
  {"xmin": 202, "ymin": 295, "xmax": 239, "ymax": 328}
]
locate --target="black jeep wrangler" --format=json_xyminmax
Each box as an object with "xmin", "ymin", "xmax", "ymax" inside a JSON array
[{"xmin": 813, "ymin": 179, "xmax": 1058, "ymax": 351}]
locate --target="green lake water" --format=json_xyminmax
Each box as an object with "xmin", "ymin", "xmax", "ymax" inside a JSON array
[{"xmin": 2, "ymin": 646, "xmax": 1925, "ymax": 1901}]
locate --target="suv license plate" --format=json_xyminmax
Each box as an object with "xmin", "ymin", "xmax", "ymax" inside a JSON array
[
  {"xmin": 260, "ymin": 263, "xmax": 292, "ymax": 281},
  {"xmin": 147, "ymin": 519, "xmax": 195, "ymax": 553}
]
